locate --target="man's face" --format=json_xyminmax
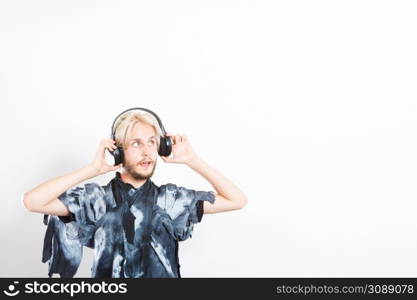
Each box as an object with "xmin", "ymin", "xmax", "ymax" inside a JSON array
[{"xmin": 122, "ymin": 122, "xmax": 158, "ymax": 180}]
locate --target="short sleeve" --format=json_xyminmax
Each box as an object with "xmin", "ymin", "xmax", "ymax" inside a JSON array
[
  {"xmin": 161, "ymin": 183, "xmax": 216, "ymax": 241},
  {"xmin": 58, "ymin": 183, "xmax": 107, "ymax": 226},
  {"xmin": 57, "ymin": 183, "xmax": 107, "ymax": 246}
]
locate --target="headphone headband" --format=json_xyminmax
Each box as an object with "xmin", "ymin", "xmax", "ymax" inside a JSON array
[{"xmin": 110, "ymin": 107, "xmax": 167, "ymax": 140}]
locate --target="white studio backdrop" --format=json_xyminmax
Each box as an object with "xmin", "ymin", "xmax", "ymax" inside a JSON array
[{"xmin": 0, "ymin": 0, "xmax": 416, "ymax": 277}]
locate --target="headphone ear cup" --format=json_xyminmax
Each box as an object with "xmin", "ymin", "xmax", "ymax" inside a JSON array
[
  {"xmin": 111, "ymin": 147, "xmax": 124, "ymax": 166},
  {"xmin": 158, "ymin": 136, "xmax": 172, "ymax": 157}
]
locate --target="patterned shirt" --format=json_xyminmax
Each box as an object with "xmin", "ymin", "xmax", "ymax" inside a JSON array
[{"xmin": 41, "ymin": 172, "xmax": 215, "ymax": 278}]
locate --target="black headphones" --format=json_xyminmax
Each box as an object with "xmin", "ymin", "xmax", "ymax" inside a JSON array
[{"xmin": 109, "ymin": 107, "xmax": 173, "ymax": 165}]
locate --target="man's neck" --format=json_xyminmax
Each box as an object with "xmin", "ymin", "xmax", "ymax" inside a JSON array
[{"xmin": 120, "ymin": 171, "xmax": 147, "ymax": 189}]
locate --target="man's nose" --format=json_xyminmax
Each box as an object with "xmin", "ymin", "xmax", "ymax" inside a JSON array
[{"xmin": 141, "ymin": 143, "xmax": 152, "ymax": 156}]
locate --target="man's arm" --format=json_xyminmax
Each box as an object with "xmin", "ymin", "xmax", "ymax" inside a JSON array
[
  {"xmin": 187, "ymin": 157, "xmax": 248, "ymax": 214},
  {"xmin": 22, "ymin": 139, "xmax": 121, "ymax": 216},
  {"xmin": 161, "ymin": 133, "xmax": 248, "ymax": 214}
]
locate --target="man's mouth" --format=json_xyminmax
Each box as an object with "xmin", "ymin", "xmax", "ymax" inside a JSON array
[{"xmin": 138, "ymin": 160, "xmax": 153, "ymax": 168}]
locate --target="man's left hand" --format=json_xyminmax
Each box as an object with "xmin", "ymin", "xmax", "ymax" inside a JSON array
[{"xmin": 160, "ymin": 133, "xmax": 198, "ymax": 165}]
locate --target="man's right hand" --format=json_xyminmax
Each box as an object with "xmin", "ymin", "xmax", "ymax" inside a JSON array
[{"xmin": 88, "ymin": 139, "xmax": 122, "ymax": 176}]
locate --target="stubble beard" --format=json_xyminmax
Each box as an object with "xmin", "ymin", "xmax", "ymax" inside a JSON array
[{"xmin": 124, "ymin": 160, "xmax": 157, "ymax": 180}]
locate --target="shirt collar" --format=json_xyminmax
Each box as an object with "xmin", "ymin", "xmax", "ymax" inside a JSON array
[{"xmin": 114, "ymin": 171, "xmax": 151, "ymax": 196}]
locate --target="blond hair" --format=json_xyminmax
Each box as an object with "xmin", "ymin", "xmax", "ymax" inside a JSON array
[{"xmin": 113, "ymin": 110, "xmax": 162, "ymax": 149}]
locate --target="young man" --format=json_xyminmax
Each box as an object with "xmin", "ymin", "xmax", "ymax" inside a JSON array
[{"xmin": 23, "ymin": 109, "xmax": 247, "ymax": 278}]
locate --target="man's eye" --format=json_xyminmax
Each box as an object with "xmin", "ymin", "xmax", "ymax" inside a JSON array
[
  {"xmin": 132, "ymin": 141, "xmax": 140, "ymax": 147},
  {"xmin": 149, "ymin": 140, "xmax": 155, "ymax": 145}
]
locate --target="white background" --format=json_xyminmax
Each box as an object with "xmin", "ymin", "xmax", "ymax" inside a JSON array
[{"xmin": 1, "ymin": 0, "xmax": 416, "ymax": 277}]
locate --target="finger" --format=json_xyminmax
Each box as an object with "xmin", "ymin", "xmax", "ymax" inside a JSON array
[
  {"xmin": 112, "ymin": 164, "xmax": 122, "ymax": 170},
  {"xmin": 171, "ymin": 135, "xmax": 177, "ymax": 144},
  {"xmin": 102, "ymin": 139, "xmax": 116, "ymax": 148},
  {"xmin": 174, "ymin": 135, "xmax": 181, "ymax": 144},
  {"xmin": 104, "ymin": 145, "xmax": 113, "ymax": 152},
  {"xmin": 162, "ymin": 157, "xmax": 171, "ymax": 163},
  {"xmin": 108, "ymin": 143, "xmax": 117, "ymax": 150},
  {"xmin": 161, "ymin": 155, "xmax": 172, "ymax": 162},
  {"xmin": 105, "ymin": 141, "xmax": 117, "ymax": 150}
]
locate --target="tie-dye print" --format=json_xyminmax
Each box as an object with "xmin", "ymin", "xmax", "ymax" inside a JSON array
[{"xmin": 42, "ymin": 172, "xmax": 215, "ymax": 278}]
